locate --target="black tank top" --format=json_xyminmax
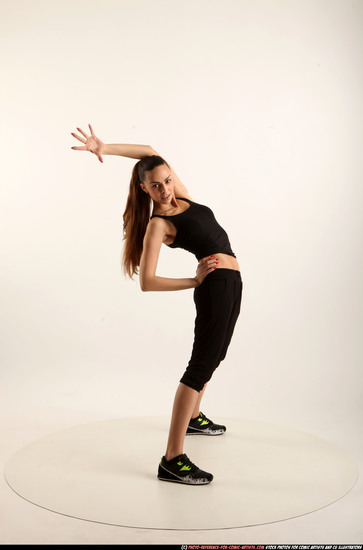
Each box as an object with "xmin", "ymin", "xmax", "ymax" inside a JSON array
[{"xmin": 150, "ymin": 198, "xmax": 236, "ymax": 261}]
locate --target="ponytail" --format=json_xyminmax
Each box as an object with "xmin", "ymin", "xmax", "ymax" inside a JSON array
[{"xmin": 122, "ymin": 155, "xmax": 169, "ymax": 279}]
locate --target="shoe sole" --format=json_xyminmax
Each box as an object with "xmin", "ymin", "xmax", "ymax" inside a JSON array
[
  {"xmin": 186, "ymin": 428, "xmax": 226, "ymax": 436},
  {"xmin": 157, "ymin": 475, "xmax": 213, "ymax": 485},
  {"xmin": 158, "ymin": 465, "xmax": 213, "ymax": 485}
]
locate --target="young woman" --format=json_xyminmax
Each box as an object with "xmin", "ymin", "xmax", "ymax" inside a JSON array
[{"xmin": 71, "ymin": 124, "xmax": 243, "ymax": 485}]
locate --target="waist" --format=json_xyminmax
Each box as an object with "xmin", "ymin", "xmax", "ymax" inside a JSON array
[{"xmin": 201, "ymin": 252, "xmax": 240, "ymax": 272}]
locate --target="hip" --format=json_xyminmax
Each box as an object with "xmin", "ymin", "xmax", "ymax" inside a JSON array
[{"xmin": 196, "ymin": 266, "xmax": 243, "ymax": 303}]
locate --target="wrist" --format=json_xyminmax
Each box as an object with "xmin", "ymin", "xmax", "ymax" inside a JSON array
[{"xmin": 103, "ymin": 144, "xmax": 114, "ymax": 155}]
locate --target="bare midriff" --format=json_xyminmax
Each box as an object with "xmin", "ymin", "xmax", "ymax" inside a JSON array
[
  {"xmin": 159, "ymin": 217, "xmax": 240, "ymax": 272},
  {"xmin": 202, "ymin": 253, "xmax": 240, "ymax": 272}
]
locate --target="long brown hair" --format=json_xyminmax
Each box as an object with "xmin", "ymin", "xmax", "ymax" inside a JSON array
[{"xmin": 122, "ymin": 155, "xmax": 169, "ymax": 279}]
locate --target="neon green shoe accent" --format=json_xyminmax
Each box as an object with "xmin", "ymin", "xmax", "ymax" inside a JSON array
[
  {"xmin": 177, "ymin": 461, "xmax": 192, "ymax": 471},
  {"xmin": 198, "ymin": 417, "xmax": 210, "ymax": 426}
]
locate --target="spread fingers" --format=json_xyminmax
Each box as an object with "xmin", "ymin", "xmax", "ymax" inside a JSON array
[
  {"xmin": 72, "ymin": 132, "xmax": 86, "ymax": 144},
  {"xmin": 76, "ymin": 127, "xmax": 89, "ymax": 140}
]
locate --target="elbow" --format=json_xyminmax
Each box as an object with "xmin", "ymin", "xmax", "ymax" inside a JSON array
[
  {"xmin": 148, "ymin": 146, "xmax": 159, "ymax": 156},
  {"xmin": 140, "ymin": 277, "xmax": 152, "ymax": 292},
  {"xmin": 139, "ymin": 267, "xmax": 158, "ymax": 291}
]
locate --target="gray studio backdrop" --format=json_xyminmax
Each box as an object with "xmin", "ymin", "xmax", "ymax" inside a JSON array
[{"xmin": 1, "ymin": 0, "xmax": 362, "ymax": 437}]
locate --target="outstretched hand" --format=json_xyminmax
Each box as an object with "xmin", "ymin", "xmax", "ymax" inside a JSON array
[
  {"xmin": 194, "ymin": 256, "xmax": 218, "ymax": 286},
  {"xmin": 71, "ymin": 124, "xmax": 105, "ymax": 163}
]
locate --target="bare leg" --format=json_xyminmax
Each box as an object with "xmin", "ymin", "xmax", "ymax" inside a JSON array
[
  {"xmin": 165, "ymin": 382, "xmax": 199, "ymax": 461},
  {"xmin": 191, "ymin": 382, "xmax": 208, "ymax": 418}
]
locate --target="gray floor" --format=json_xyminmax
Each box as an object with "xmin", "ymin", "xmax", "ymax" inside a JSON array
[
  {"xmin": 4, "ymin": 417, "xmax": 358, "ymax": 531},
  {"xmin": 1, "ymin": 409, "xmax": 362, "ymax": 545}
]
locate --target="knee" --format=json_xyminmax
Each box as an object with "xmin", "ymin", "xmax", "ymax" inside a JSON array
[
  {"xmin": 180, "ymin": 365, "xmax": 216, "ymax": 392},
  {"xmin": 179, "ymin": 373, "xmax": 204, "ymax": 392}
]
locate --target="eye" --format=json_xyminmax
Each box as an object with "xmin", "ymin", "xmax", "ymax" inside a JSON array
[{"xmin": 166, "ymin": 178, "xmax": 171, "ymax": 183}]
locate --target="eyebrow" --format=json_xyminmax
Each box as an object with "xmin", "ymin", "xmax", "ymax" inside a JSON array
[{"xmin": 150, "ymin": 174, "xmax": 171, "ymax": 184}]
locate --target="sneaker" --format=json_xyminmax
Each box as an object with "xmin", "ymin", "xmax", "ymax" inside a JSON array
[
  {"xmin": 186, "ymin": 411, "xmax": 226, "ymax": 436},
  {"xmin": 158, "ymin": 453, "xmax": 213, "ymax": 485}
]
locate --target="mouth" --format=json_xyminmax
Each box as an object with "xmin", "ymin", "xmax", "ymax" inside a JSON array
[{"xmin": 161, "ymin": 194, "xmax": 170, "ymax": 201}]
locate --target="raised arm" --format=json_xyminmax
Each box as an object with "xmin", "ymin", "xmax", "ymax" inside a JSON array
[
  {"xmin": 139, "ymin": 218, "xmax": 217, "ymax": 292},
  {"xmin": 71, "ymin": 124, "xmax": 154, "ymax": 163},
  {"xmin": 71, "ymin": 124, "xmax": 192, "ymax": 199}
]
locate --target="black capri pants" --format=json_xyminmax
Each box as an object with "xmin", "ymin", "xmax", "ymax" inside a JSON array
[{"xmin": 180, "ymin": 268, "xmax": 243, "ymax": 392}]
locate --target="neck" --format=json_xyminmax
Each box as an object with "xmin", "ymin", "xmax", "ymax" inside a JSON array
[{"xmin": 152, "ymin": 194, "xmax": 178, "ymax": 216}]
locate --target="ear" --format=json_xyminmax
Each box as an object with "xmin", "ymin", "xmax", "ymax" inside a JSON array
[{"xmin": 140, "ymin": 183, "xmax": 148, "ymax": 194}]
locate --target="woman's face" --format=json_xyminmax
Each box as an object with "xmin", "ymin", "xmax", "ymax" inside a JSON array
[{"xmin": 140, "ymin": 164, "xmax": 174, "ymax": 205}]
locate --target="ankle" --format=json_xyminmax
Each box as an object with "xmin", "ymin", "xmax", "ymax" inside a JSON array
[{"xmin": 165, "ymin": 451, "xmax": 182, "ymax": 462}]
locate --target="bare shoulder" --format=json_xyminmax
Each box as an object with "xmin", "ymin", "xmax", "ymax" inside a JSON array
[
  {"xmin": 147, "ymin": 215, "xmax": 167, "ymax": 230},
  {"xmin": 144, "ymin": 216, "xmax": 167, "ymax": 241}
]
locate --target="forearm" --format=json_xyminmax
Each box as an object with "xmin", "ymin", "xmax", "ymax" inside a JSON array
[
  {"xmin": 103, "ymin": 144, "xmax": 155, "ymax": 159},
  {"xmin": 141, "ymin": 276, "xmax": 199, "ymax": 292}
]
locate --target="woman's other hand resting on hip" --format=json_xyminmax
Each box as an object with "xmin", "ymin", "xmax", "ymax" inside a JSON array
[{"xmin": 194, "ymin": 256, "xmax": 219, "ymax": 286}]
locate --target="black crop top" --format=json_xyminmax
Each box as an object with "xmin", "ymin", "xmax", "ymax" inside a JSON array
[{"xmin": 150, "ymin": 198, "xmax": 236, "ymax": 261}]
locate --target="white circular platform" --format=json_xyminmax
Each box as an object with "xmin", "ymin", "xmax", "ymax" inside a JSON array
[{"xmin": 4, "ymin": 417, "xmax": 358, "ymax": 530}]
